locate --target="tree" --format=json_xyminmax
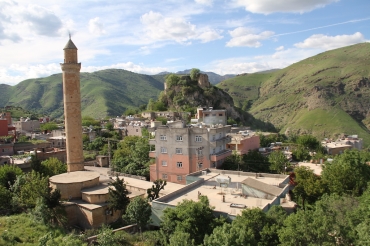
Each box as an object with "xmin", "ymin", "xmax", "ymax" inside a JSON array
[
  {"xmin": 160, "ymin": 196, "xmax": 217, "ymax": 245},
  {"xmin": 105, "ymin": 122, "xmax": 114, "ymax": 131},
  {"xmin": 296, "ymin": 134, "xmax": 322, "ymax": 151},
  {"xmin": 0, "ymin": 165, "xmax": 23, "ymax": 189},
  {"xmin": 204, "ymin": 207, "xmax": 284, "ymax": 246},
  {"xmin": 242, "ymin": 150, "xmax": 270, "ymax": 173},
  {"xmin": 190, "ymin": 68, "xmax": 200, "ymax": 81},
  {"xmin": 40, "ymin": 157, "xmax": 67, "ymax": 177},
  {"xmin": 81, "ymin": 116, "xmax": 100, "ymax": 127},
  {"xmin": 113, "ymin": 136, "xmax": 151, "ymax": 178},
  {"xmin": 40, "ymin": 122, "xmax": 58, "ymax": 132},
  {"xmin": 0, "ymin": 185, "xmax": 12, "ymax": 210},
  {"xmin": 108, "ymin": 176, "xmax": 130, "ymax": 214},
  {"xmin": 97, "ymin": 225, "xmax": 121, "ymax": 246},
  {"xmin": 321, "ymin": 150, "xmax": 370, "ymax": 196},
  {"xmin": 169, "ymin": 231, "xmax": 195, "ymax": 246},
  {"xmin": 279, "ymin": 194, "xmax": 359, "ymax": 245},
  {"xmin": 292, "ymin": 146, "xmax": 311, "ymax": 161},
  {"xmin": 293, "ymin": 166, "xmax": 326, "ymax": 209},
  {"xmin": 11, "ymin": 171, "xmax": 49, "ymax": 209},
  {"xmin": 32, "ymin": 187, "xmax": 66, "ymax": 226},
  {"xmin": 268, "ymin": 151, "xmax": 289, "ymax": 174},
  {"xmin": 147, "ymin": 179, "xmax": 167, "ymax": 200},
  {"xmin": 122, "ymin": 197, "xmax": 151, "ymax": 233}
]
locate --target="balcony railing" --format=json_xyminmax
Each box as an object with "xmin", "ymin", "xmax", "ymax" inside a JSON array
[{"xmin": 210, "ymin": 149, "xmax": 232, "ymax": 161}]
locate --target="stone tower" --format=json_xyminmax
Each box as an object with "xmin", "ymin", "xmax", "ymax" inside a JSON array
[{"xmin": 60, "ymin": 37, "xmax": 84, "ymax": 172}]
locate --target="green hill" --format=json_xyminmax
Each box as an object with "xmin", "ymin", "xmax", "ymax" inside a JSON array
[
  {"xmin": 218, "ymin": 43, "xmax": 370, "ymax": 145},
  {"xmin": 1, "ymin": 69, "xmax": 165, "ymax": 119}
]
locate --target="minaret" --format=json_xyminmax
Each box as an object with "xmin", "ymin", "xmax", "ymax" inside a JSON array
[{"xmin": 60, "ymin": 36, "xmax": 84, "ymax": 172}]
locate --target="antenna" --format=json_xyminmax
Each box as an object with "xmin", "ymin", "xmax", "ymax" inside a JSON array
[{"xmin": 69, "ymin": 32, "xmax": 71, "ymax": 39}]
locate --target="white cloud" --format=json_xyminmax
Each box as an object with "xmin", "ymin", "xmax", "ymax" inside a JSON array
[
  {"xmin": 197, "ymin": 29, "xmax": 223, "ymax": 43},
  {"xmin": 140, "ymin": 11, "xmax": 196, "ymax": 43},
  {"xmin": 21, "ymin": 4, "xmax": 63, "ymax": 36},
  {"xmin": 226, "ymin": 27, "xmax": 274, "ymax": 47},
  {"xmin": 234, "ymin": 0, "xmax": 338, "ymax": 14},
  {"xmin": 208, "ymin": 47, "xmax": 320, "ymax": 75},
  {"xmin": 276, "ymin": 45, "xmax": 284, "ymax": 51},
  {"xmin": 294, "ymin": 32, "xmax": 366, "ymax": 50},
  {"xmin": 88, "ymin": 17, "xmax": 105, "ymax": 36},
  {"xmin": 195, "ymin": 0, "xmax": 213, "ymax": 6}
]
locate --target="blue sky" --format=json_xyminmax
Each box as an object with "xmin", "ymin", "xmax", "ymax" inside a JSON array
[{"xmin": 0, "ymin": 0, "xmax": 369, "ymax": 85}]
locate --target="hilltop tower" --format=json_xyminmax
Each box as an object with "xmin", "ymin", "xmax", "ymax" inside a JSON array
[{"xmin": 60, "ymin": 37, "xmax": 84, "ymax": 172}]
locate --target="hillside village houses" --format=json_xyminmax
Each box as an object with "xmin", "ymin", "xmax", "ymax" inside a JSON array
[{"xmin": 148, "ymin": 107, "xmax": 261, "ymax": 184}]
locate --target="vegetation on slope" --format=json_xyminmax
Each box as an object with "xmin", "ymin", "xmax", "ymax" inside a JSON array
[
  {"xmin": 218, "ymin": 43, "xmax": 370, "ymax": 145},
  {"xmin": 0, "ymin": 69, "xmax": 166, "ymax": 119}
]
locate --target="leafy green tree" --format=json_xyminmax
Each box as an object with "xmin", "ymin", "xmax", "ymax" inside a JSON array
[
  {"xmin": 292, "ymin": 146, "xmax": 311, "ymax": 161},
  {"xmin": 18, "ymin": 135, "xmax": 29, "ymax": 142},
  {"xmin": 33, "ymin": 187, "xmax": 66, "ymax": 226},
  {"xmin": 242, "ymin": 150, "xmax": 270, "ymax": 173},
  {"xmin": 0, "ymin": 165, "xmax": 23, "ymax": 189},
  {"xmin": 279, "ymin": 209, "xmax": 328, "ymax": 245},
  {"xmin": 0, "ymin": 185, "xmax": 12, "ymax": 210},
  {"xmin": 293, "ymin": 166, "xmax": 326, "ymax": 208},
  {"xmin": 40, "ymin": 122, "xmax": 58, "ymax": 132},
  {"xmin": 30, "ymin": 155, "xmax": 42, "ymax": 172},
  {"xmin": 296, "ymin": 134, "xmax": 322, "ymax": 151},
  {"xmin": 11, "ymin": 171, "xmax": 49, "ymax": 209},
  {"xmin": 321, "ymin": 150, "xmax": 370, "ymax": 196},
  {"xmin": 113, "ymin": 136, "xmax": 151, "ymax": 178},
  {"xmin": 165, "ymin": 74, "xmax": 180, "ymax": 88},
  {"xmin": 122, "ymin": 197, "xmax": 152, "ymax": 233},
  {"xmin": 124, "ymin": 108, "xmax": 138, "ymax": 116},
  {"xmin": 81, "ymin": 116, "xmax": 100, "ymax": 127},
  {"xmin": 169, "ymin": 231, "xmax": 195, "ymax": 246},
  {"xmin": 190, "ymin": 68, "xmax": 200, "ymax": 80},
  {"xmin": 259, "ymin": 134, "xmax": 286, "ymax": 147},
  {"xmin": 279, "ymin": 194, "xmax": 359, "ymax": 245},
  {"xmin": 40, "ymin": 157, "xmax": 67, "ymax": 177},
  {"xmin": 147, "ymin": 179, "xmax": 167, "ymax": 200},
  {"xmin": 97, "ymin": 225, "xmax": 121, "ymax": 246},
  {"xmin": 205, "ymin": 207, "xmax": 284, "ymax": 246},
  {"xmin": 156, "ymin": 116, "xmax": 167, "ymax": 125},
  {"xmin": 105, "ymin": 122, "xmax": 114, "ymax": 131},
  {"xmin": 108, "ymin": 176, "xmax": 130, "ymax": 214},
  {"xmin": 160, "ymin": 196, "xmax": 217, "ymax": 245},
  {"xmin": 268, "ymin": 151, "xmax": 289, "ymax": 174}
]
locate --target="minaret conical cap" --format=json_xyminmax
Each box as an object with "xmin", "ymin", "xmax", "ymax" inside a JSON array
[{"xmin": 64, "ymin": 38, "xmax": 77, "ymax": 50}]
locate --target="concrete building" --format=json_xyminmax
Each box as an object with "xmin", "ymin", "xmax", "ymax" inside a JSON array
[
  {"xmin": 226, "ymin": 133, "xmax": 260, "ymax": 155},
  {"xmin": 151, "ymin": 169, "xmax": 294, "ymax": 226},
  {"xmin": 196, "ymin": 107, "xmax": 227, "ymax": 125},
  {"xmin": 14, "ymin": 118, "xmax": 40, "ymax": 133},
  {"xmin": 149, "ymin": 120, "xmax": 232, "ymax": 184}
]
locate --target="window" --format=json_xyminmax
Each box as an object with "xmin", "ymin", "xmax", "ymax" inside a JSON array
[
  {"xmin": 212, "ymin": 114, "xmax": 216, "ymax": 116},
  {"xmin": 219, "ymin": 133, "xmax": 222, "ymax": 138},
  {"xmin": 161, "ymin": 147, "xmax": 167, "ymax": 153},
  {"xmin": 162, "ymin": 173, "xmax": 168, "ymax": 179},
  {"xmin": 198, "ymin": 163, "xmax": 203, "ymax": 169},
  {"xmin": 160, "ymin": 135, "xmax": 167, "ymax": 140},
  {"xmin": 176, "ymin": 135, "xmax": 183, "ymax": 141},
  {"xmin": 162, "ymin": 161, "xmax": 167, "ymax": 166},
  {"xmin": 136, "ymin": 129, "xmax": 139, "ymax": 132},
  {"xmin": 176, "ymin": 148, "xmax": 182, "ymax": 154},
  {"xmin": 177, "ymin": 175, "xmax": 182, "ymax": 181},
  {"xmin": 213, "ymin": 148, "xmax": 215, "ymax": 154},
  {"xmin": 212, "ymin": 135, "xmax": 215, "ymax": 141},
  {"xmin": 177, "ymin": 162, "xmax": 183, "ymax": 168},
  {"xmin": 219, "ymin": 114, "xmax": 223, "ymax": 116},
  {"xmin": 195, "ymin": 135, "xmax": 202, "ymax": 142},
  {"xmin": 205, "ymin": 114, "xmax": 209, "ymax": 117}
]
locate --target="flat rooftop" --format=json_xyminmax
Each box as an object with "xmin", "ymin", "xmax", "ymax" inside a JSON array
[
  {"xmin": 297, "ymin": 162, "xmax": 323, "ymax": 175},
  {"xmin": 159, "ymin": 171, "xmax": 288, "ymax": 216}
]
